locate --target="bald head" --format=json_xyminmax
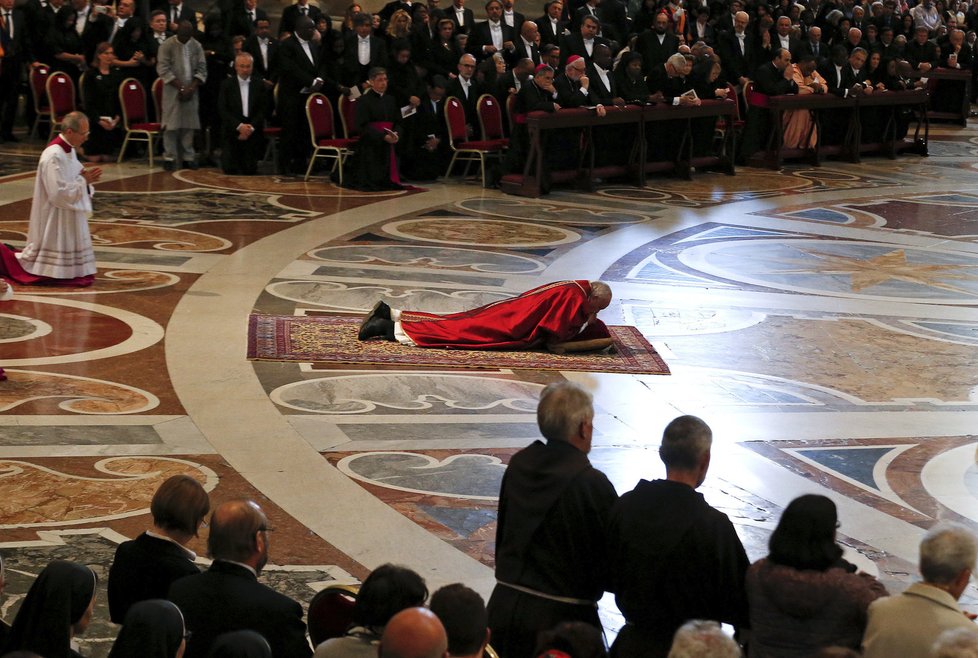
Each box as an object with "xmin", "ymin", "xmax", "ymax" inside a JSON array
[
  {"xmin": 207, "ymin": 499, "xmax": 269, "ymax": 570},
  {"xmin": 380, "ymin": 608, "xmax": 448, "ymax": 658}
]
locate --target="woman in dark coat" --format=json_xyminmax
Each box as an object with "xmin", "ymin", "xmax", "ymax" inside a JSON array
[
  {"xmin": 50, "ymin": 7, "xmax": 88, "ymax": 84},
  {"xmin": 613, "ymin": 52, "xmax": 653, "ymax": 104},
  {"xmin": 3, "ymin": 560, "xmax": 98, "ymax": 658},
  {"xmin": 82, "ymin": 41, "xmax": 124, "ymax": 160},
  {"xmin": 746, "ymin": 495, "xmax": 888, "ymax": 657}
]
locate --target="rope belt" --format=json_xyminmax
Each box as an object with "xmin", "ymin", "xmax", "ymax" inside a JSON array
[{"xmin": 497, "ymin": 581, "xmax": 597, "ymax": 607}]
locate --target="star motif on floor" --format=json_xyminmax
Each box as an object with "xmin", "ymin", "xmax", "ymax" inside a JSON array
[{"xmin": 766, "ymin": 248, "xmax": 978, "ymax": 294}]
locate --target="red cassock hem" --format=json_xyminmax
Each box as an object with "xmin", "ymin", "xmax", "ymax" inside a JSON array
[{"xmin": 400, "ymin": 280, "xmax": 594, "ymax": 349}]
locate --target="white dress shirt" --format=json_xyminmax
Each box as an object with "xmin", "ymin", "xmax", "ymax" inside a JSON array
[
  {"xmin": 238, "ymin": 75, "xmax": 250, "ymax": 117},
  {"xmin": 454, "ymin": 5, "xmax": 465, "ymax": 25},
  {"xmin": 298, "ymin": 35, "xmax": 315, "ymax": 64},
  {"xmin": 488, "ymin": 19, "xmax": 503, "ymax": 49},
  {"xmin": 358, "ymin": 35, "xmax": 371, "ymax": 65},
  {"xmin": 504, "ymin": 9, "xmax": 515, "ymax": 26}
]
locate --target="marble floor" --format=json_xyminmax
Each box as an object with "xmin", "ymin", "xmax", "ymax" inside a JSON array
[{"xmin": 2, "ymin": 121, "xmax": 978, "ymax": 655}]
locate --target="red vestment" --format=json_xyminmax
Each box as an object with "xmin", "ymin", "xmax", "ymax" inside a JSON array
[{"xmin": 399, "ymin": 280, "xmax": 608, "ymax": 349}]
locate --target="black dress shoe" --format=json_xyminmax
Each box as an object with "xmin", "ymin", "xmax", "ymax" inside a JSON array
[
  {"xmin": 370, "ymin": 301, "xmax": 392, "ymax": 321},
  {"xmin": 358, "ymin": 317, "xmax": 395, "ymax": 341}
]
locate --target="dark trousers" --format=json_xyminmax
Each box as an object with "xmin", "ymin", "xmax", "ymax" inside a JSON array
[
  {"xmin": 0, "ymin": 54, "xmax": 21, "ymax": 137},
  {"xmin": 487, "ymin": 585, "xmax": 602, "ymax": 658}
]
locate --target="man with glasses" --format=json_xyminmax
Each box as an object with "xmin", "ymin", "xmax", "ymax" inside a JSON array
[
  {"xmin": 446, "ymin": 52, "xmax": 483, "ymax": 132},
  {"xmin": 168, "ymin": 499, "xmax": 313, "ymax": 658},
  {"xmin": 0, "ymin": 111, "xmax": 102, "ymax": 286}
]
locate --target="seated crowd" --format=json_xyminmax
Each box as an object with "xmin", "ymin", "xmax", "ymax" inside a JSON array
[
  {"xmin": 0, "ymin": 0, "xmax": 976, "ymax": 187},
  {"xmin": 0, "ymin": 382, "xmax": 976, "ymax": 658}
]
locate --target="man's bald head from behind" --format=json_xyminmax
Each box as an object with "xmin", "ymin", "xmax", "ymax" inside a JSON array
[{"xmin": 379, "ymin": 608, "xmax": 449, "ymax": 658}]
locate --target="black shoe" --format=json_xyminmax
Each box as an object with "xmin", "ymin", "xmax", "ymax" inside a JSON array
[
  {"xmin": 358, "ymin": 316, "xmax": 395, "ymax": 341},
  {"xmin": 184, "ymin": 161, "xmax": 199, "ymax": 170},
  {"xmin": 370, "ymin": 301, "xmax": 391, "ymax": 321},
  {"xmin": 163, "ymin": 160, "xmax": 175, "ymax": 171}
]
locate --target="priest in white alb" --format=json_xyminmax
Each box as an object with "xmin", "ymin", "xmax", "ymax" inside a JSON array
[{"xmin": 0, "ymin": 111, "xmax": 102, "ymax": 287}]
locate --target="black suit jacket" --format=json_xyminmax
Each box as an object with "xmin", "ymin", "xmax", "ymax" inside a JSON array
[
  {"xmin": 794, "ymin": 39, "xmax": 825, "ymax": 63},
  {"xmin": 445, "ymin": 75, "xmax": 483, "ymax": 126},
  {"xmin": 227, "ymin": 6, "xmax": 267, "ymax": 37},
  {"xmin": 941, "ymin": 42, "xmax": 974, "ymax": 69},
  {"xmin": 554, "ymin": 73, "xmax": 592, "ymax": 106},
  {"xmin": 503, "ymin": 10, "xmax": 525, "ymax": 33},
  {"xmin": 446, "ymin": 5, "xmax": 475, "ymax": 34},
  {"xmin": 685, "ymin": 19, "xmax": 716, "ymax": 46},
  {"xmin": 108, "ymin": 533, "xmax": 200, "ymax": 624},
  {"xmin": 0, "ymin": 7, "xmax": 29, "ymax": 60},
  {"xmin": 751, "ymin": 61, "xmax": 797, "ymax": 95},
  {"xmin": 558, "ymin": 32, "xmax": 608, "ymax": 66},
  {"xmin": 905, "ymin": 39, "xmax": 940, "ymax": 70},
  {"xmin": 635, "ymin": 30, "xmax": 681, "ymax": 73},
  {"xmin": 243, "ymin": 34, "xmax": 280, "ymax": 81},
  {"xmin": 163, "ymin": 3, "xmax": 196, "ymax": 29},
  {"xmin": 586, "ymin": 62, "xmax": 616, "ymax": 103},
  {"xmin": 218, "ymin": 74, "xmax": 266, "ymax": 137},
  {"xmin": 598, "ymin": 0, "xmax": 627, "ymax": 44},
  {"xmin": 536, "ymin": 15, "xmax": 567, "ymax": 46},
  {"xmin": 169, "ymin": 561, "xmax": 312, "ymax": 658},
  {"xmin": 277, "ymin": 34, "xmax": 325, "ymax": 110},
  {"xmin": 466, "ymin": 19, "xmax": 516, "ymax": 60},
  {"xmin": 342, "ymin": 33, "xmax": 388, "ymax": 86},
  {"xmin": 716, "ymin": 30, "xmax": 756, "ymax": 81},
  {"xmin": 512, "ymin": 36, "xmax": 540, "ymax": 64},
  {"xmin": 279, "ymin": 3, "xmax": 323, "ymax": 36}
]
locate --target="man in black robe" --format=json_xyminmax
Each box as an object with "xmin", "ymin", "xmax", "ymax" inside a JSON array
[
  {"xmin": 608, "ymin": 415, "xmax": 750, "ymax": 658},
  {"xmin": 487, "ymin": 382, "xmax": 618, "ymax": 658},
  {"xmin": 344, "ymin": 66, "xmax": 403, "ymax": 190},
  {"xmin": 739, "ymin": 47, "xmax": 798, "ymax": 161}
]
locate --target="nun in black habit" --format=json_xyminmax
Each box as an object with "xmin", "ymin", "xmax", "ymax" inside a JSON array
[
  {"xmin": 206, "ymin": 630, "xmax": 273, "ymax": 658},
  {"xmin": 2, "ymin": 560, "xmax": 98, "ymax": 658},
  {"xmin": 108, "ymin": 599, "xmax": 187, "ymax": 658}
]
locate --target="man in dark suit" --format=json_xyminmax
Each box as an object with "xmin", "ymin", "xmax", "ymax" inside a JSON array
[
  {"xmin": 218, "ymin": 52, "xmax": 266, "ymax": 174},
  {"xmin": 447, "ymin": 0, "xmax": 474, "ymax": 34},
  {"xmin": 818, "ymin": 45, "xmax": 868, "ymax": 144},
  {"xmin": 636, "ymin": 11, "xmax": 680, "ymax": 74},
  {"xmin": 512, "ymin": 20, "xmax": 540, "ymax": 64},
  {"xmin": 279, "ymin": 0, "xmax": 322, "ymax": 37},
  {"xmin": 739, "ymin": 47, "xmax": 797, "ymax": 159},
  {"xmin": 401, "ymin": 74, "xmax": 450, "ymax": 179},
  {"xmin": 0, "ymin": 0, "xmax": 28, "ymax": 142},
  {"xmin": 771, "ymin": 16, "xmax": 800, "ymax": 60},
  {"xmin": 905, "ymin": 25, "xmax": 940, "ymax": 71},
  {"xmin": 277, "ymin": 16, "xmax": 329, "ymax": 174},
  {"xmin": 716, "ymin": 10, "xmax": 755, "ymax": 87},
  {"xmin": 598, "ymin": 0, "xmax": 627, "ymax": 46},
  {"xmin": 794, "ymin": 24, "xmax": 825, "ymax": 66},
  {"xmin": 343, "ymin": 12, "xmax": 388, "ymax": 88},
  {"xmin": 445, "ymin": 52, "xmax": 482, "ymax": 132},
  {"xmin": 495, "ymin": 55, "xmax": 533, "ymax": 106},
  {"xmin": 243, "ymin": 18, "xmax": 278, "ymax": 83},
  {"xmin": 227, "ymin": 0, "xmax": 267, "ymax": 37},
  {"xmin": 169, "ymin": 500, "xmax": 312, "ymax": 658},
  {"xmin": 559, "ymin": 14, "xmax": 606, "ymax": 65},
  {"xmin": 164, "ymin": 0, "xmax": 194, "ymax": 34},
  {"xmin": 685, "ymin": 7, "xmax": 715, "ymax": 46},
  {"xmin": 536, "ymin": 0, "xmax": 566, "ymax": 46},
  {"xmin": 501, "ymin": 0, "xmax": 524, "ymax": 33},
  {"xmin": 467, "ymin": 0, "xmax": 516, "ymax": 61}
]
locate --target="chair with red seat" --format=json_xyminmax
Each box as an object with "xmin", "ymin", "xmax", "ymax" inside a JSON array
[
  {"xmin": 304, "ymin": 93, "xmax": 357, "ymax": 182},
  {"xmin": 29, "ymin": 64, "xmax": 52, "ymax": 140},
  {"xmin": 308, "ymin": 584, "xmax": 360, "ymax": 648},
  {"xmin": 118, "ymin": 77, "xmax": 162, "ymax": 166},
  {"xmin": 444, "ymin": 95, "xmax": 506, "ymax": 187},
  {"xmin": 505, "ymin": 92, "xmax": 517, "ymax": 134},
  {"xmin": 151, "ymin": 77, "xmax": 164, "ymax": 122},
  {"xmin": 338, "ymin": 94, "xmax": 360, "ymax": 139},
  {"xmin": 262, "ymin": 82, "xmax": 282, "ymax": 164},
  {"xmin": 715, "ymin": 83, "xmax": 744, "ymax": 139},
  {"xmin": 477, "ymin": 93, "xmax": 509, "ymax": 148},
  {"xmin": 45, "ymin": 72, "xmax": 76, "ymax": 140}
]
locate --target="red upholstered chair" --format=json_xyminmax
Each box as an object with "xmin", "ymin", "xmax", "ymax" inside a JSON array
[
  {"xmin": 477, "ymin": 93, "xmax": 508, "ymax": 147},
  {"xmin": 744, "ymin": 80, "xmax": 769, "ymax": 108},
  {"xmin": 444, "ymin": 95, "xmax": 506, "ymax": 187},
  {"xmin": 304, "ymin": 93, "xmax": 357, "ymax": 182},
  {"xmin": 29, "ymin": 64, "xmax": 52, "ymax": 140},
  {"xmin": 45, "ymin": 71, "xmax": 76, "ymax": 140},
  {"xmin": 308, "ymin": 584, "xmax": 359, "ymax": 648},
  {"xmin": 339, "ymin": 94, "xmax": 360, "ymax": 139},
  {"xmin": 118, "ymin": 78, "xmax": 162, "ymax": 166},
  {"xmin": 151, "ymin": 77, "xmax": 164, "ymax": 122},
  {"xmin": 715, "ymin": 83, "xmax": 744, "ymax": 139},
  {"xmin": 262, "ymin": 82, "xmax": 282, "ymax": 164}
]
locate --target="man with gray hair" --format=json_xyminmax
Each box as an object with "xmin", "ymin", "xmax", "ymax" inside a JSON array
[
  {"xmin": 862, "ymin": 523, "xmax": 978, "ymax": 658},
  {"xmin": 608, "ymin": 416, "xmax": 750, "ymax": 658},
  {"xmin": 486, "ymin": 381, "xmax": 618, "ymax": 658},
  {"xmin": 667, "ymin": 620, "xmax": 742, "ymax": 658}
]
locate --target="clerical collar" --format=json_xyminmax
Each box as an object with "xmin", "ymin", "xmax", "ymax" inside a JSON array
[{"xmin": 50, "ymin": 134, "xmax": 73, "ymax": 152}]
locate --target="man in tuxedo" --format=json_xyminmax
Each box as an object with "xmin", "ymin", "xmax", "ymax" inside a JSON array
[
  {"xmin": 228, "ymin": 0, "xmax": 267, "ymax": 37},
  {"xmin": 636, "ymin": 11, "xmax": 680, "ymax": 74},
  {"xmin": 501, "ymin": 0, "xmax": 524, "ymax": 32},
  {"xmin": 218, "ymin": 53, "xmax": 266, "ymax": 174},
  {"xmin": 772, "ymin": 15, "xmax": 800, "ymax": 59},
  {"xmin": 571, "ymin": 0, "xmax": 600, "ymax": 33},
  {"xmin": 495, "ymin": 55, "xmax": 534, "ymax": 108},
  {"xmin": 716, "ymin": 10, "xmax": 754, "ymax": 87},
  {"xmin": 559, "ymin": 14, "xmax": 606, "ymax": 65},
  {"xmin": 536, "ymin": 0, "xmax": 566, "ymax": 46},
  {"xmin": 277, "ymin": 16, "xmax": 328, "ymax": 174},
  {"xmin": 279, "ymin": 0, "xmax": 322, "ymax": 37},
  {"xmin": 586, "ymin": 42, "xmax": 620, "ymax": 105},
  {"xmin": 168, "ymin": 500, "xmax": 312, "ymax": 658},
  {"xmin": 445, "ymin": 53, "xmax": 482, "ymax": 132},
  {"xmin": 343, "ymin": 12, "xmax": 388, "ymax": 87},
  {"xmin": 467, "ymin": 0, "xmax": 516, "ymax": 61},
  {"xmin": 243, "ymin": 18, "xmax": 278, "ymax": 84},
  {"xmin": 513, "ymin": 20, "xmax": 540, "ymax": 64},
  {"xmin": 587, "ymin": 43, "xmax": 626, "ymax": 166},
  {"xmin": 401, "ymin": 74, "xmax": 450, "ymax": 179},
  {"xmin": 819, "ymin": 45, "xmax": 869, "ymax": 144},
  {"xmin": 447, "ymin": 0, "xmax": 474, "ymax": 35},
  {"xmin": 0, "ymin": 0, "xmax": 28, "ymax": 142}
]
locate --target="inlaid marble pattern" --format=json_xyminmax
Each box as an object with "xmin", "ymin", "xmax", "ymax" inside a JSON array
[{"xmin": 4, "ymin": 115, "xmax": 978, "ymax": 657}]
